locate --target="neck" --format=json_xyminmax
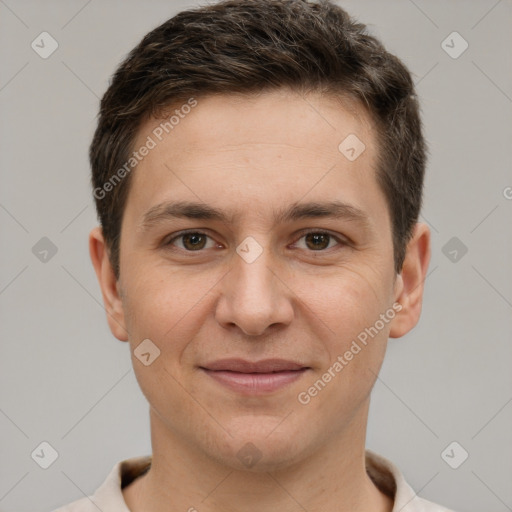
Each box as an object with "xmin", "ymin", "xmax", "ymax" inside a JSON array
[{"xmin": 123, "ymin": 404, "xmax": 393, "ymax": 512}]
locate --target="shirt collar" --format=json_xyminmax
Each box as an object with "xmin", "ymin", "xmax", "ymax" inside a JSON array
[{"xmin": 83, "ymin": 450, "xmax": 452, "ymax": 512}]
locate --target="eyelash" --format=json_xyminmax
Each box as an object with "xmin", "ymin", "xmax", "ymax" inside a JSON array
[{"xmin": 163, "ymin": 229, "xmax": 348, "ymax": 253}]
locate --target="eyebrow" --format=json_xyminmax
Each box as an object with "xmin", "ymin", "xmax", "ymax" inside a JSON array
[{"xmin": 139, "ymin": 199, "xmax": 371, "ymax": 231}]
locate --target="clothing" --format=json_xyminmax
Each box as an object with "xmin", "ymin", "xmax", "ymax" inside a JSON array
[{"xmin": 51, "ymin": 449, "xmax": 455, "ymax": 511}]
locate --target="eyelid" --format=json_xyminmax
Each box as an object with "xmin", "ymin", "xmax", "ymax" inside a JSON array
[
  {"xmin": 290, "ymin": 228, "xmax": 349, "ymax": 249},
  {"xmin": 163, "ymin": 229, "xmax": 221, "ymax": 249},
  {"xmin": 164, "ymin": 228, "xmax": 349, "ymax": 252}
]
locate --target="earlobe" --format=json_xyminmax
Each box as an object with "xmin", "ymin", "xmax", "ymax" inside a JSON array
[
  {"xmin": 389, "ymin": 223, "xmax": 431, "ymax": 339},
  {"xmin": 89, "ymin": 226, "xmax": 129, "ymax": 341}
]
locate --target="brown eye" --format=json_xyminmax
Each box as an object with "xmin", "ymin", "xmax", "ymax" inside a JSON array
[
  {"xmin": 304, "ymin": 232, "xmax": 331, "ymax": 250},
  {"xmin": 293, "ymin": 231, "xmax": 343, "ymax": 252},
  {"xmin": 166, "ymin": 231, "xmax": 217, "ymax": 251},
  {"xmin": 181, "ymin": 233, "xmax": 207, "ymax": 250}
]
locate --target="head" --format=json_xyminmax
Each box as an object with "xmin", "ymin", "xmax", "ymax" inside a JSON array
[{"xmin": 90, "ymin": 0, "xmax": 430, "ymax": 471}]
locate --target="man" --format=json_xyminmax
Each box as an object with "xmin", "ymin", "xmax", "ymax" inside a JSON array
[{"xmin": 53, "ymin": 0, "xmax": 455, "ymax": 510}]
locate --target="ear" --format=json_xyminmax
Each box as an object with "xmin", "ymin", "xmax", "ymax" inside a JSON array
[
  {"xmin": 389, "ymin": 222, "xmax": 431, "ymax": 338},
  {"xmin": 89, "ymin": 226, "xmax": 129, "ymax": 341}
]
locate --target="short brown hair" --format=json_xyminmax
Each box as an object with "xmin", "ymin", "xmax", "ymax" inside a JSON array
[{"xmin": 90, "ymin": 0, "xmax": 426, "ymax": 279}]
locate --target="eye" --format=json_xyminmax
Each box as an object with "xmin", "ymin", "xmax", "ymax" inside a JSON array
[
  {"xmin": 163, "ymin": 229, "xmax": 346, "ymax": 253},
  {"xmin": 292, "ymin": 230, "xmax": 345, "ymax": 251},
  {"xmin": 165, "ymin": 231, "xmax": 219, "ymax": 251}
]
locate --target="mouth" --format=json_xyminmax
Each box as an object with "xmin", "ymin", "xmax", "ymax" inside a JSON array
[{"xmin": 199, "ymin": 358, "xmax": 311, "ymax": 394}]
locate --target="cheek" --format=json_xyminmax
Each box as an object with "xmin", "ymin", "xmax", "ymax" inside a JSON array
[
  {"xmin": 306, "ymin": 262, "xmax": 394, "ymax": 347},
  {"xmin": 300, "ymin": 265, "xmax": 393, "ymax": 402},
  {"xmin": 122, "ymin": 266, "xmax": 196, "ymax": 333},
  {"xmin": 295, "ymin": 271, "xmax": 392, "ymax": 426},
  {"xmin": 121, "ymin": 267, "xmax": 224, "ymax": 366},
  {"xmin": 121, "ymin": 273, "xmax": 206, "ymax": 421}
]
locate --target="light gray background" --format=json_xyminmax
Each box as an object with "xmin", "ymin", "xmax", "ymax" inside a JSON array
[{"xmin": 0, "ymin": 1, "xmax": 511, "ymax": 511}]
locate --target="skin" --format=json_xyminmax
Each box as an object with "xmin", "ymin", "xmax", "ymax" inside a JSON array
[{"xmin": 90, "ymin": 88, "xmax": 430, "ymax": 512}]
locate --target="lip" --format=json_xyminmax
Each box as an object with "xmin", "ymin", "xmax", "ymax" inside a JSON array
[
  {"xmin": 200, "ymin": 358, "xmax": 310, "ymax": 394},
  {"xmin": 202, "ymin": 358, "xmax": 307, "ymax": 373}
]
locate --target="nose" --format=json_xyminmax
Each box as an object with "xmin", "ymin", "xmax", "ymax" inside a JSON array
[{"xmin": 214, "ymin": 241, "xmax": 294, "ymax": 336}]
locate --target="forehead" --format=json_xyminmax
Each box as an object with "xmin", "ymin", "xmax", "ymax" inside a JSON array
[
  {"xmin": 125, "ymin": 89, "xmax": 385, "ymax": 227},
  {"xmin": 137, "ymin": 89, "xmax": 374, "ymax": 154}
]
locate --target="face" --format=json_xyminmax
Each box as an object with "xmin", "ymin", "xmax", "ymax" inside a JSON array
[{"xmin": 91, "ymin": 88, "xmax": 428, "ymax": 471}]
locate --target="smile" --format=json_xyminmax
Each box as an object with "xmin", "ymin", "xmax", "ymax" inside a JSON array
[{"xmin": 200, "ymin": 358, "xmax": 311, "ymax": 394}]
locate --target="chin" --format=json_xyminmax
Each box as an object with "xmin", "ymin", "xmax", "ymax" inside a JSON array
[{"xmin": 209, "ymin": 420, "xmax": 313, "ymax": 472}]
